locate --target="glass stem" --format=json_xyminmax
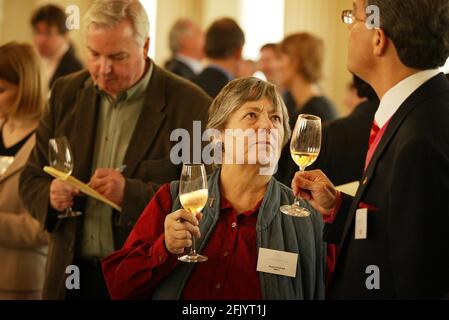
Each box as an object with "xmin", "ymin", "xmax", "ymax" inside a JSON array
[
  {"xmin": 190, "ymin": 236, "xmax": 197, "ymax": 256},
  {"xmin": 294, "ymin": 166, "xmax": 305, "ymax": 207}
]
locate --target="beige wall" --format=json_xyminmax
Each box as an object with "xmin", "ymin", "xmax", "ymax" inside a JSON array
[{"xmin": 0, "ymin": 0, "xmax": 353, "ymax": 116}]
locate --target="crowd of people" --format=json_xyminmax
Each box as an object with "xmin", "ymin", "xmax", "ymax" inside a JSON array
[{"xmin": 0, "ymin": 0, "xmax": 449, "ymax": 300}]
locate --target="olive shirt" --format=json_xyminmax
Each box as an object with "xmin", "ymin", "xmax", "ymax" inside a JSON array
[{"xmin": 79, "ymin": 64, "xmax": 153, "ymax": 259}]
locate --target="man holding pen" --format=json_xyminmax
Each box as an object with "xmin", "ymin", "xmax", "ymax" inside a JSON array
[{"xmin": 19, "ymin": 0, "xmax": 211, "ymax": 300}]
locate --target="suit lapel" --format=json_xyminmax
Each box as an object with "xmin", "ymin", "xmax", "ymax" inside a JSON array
[
  {"xmin": 71, "ymin": 78, "xmax": 99, "ymax": 182},
  {"xmin": 337, "ymin": 73, "xmax": 449, "ymax": 249},
  {"xmin": 122, "ymin": 64, "xmax": 167, "ymax": 178}
]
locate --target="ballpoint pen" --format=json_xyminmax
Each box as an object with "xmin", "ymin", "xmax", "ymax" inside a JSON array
[{"xmin": 115, "ymin": 165, "xmax": 127, "ymax": 173}]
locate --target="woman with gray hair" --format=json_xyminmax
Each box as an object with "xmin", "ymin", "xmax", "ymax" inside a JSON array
[{"xmin": 102, "ymin": 77, "xmax": 325, "ymax": 300}]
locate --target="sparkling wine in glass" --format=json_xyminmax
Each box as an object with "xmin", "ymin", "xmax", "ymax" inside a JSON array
[
  {"xmin": 280, "ymin": 114, "xmax": 321, "ymax": 217},
  {"xmin": 178, "ymin": 164, "xmax": 208, "ymax": 263},
  {"xmin": 48, "ymin": 137, "xmax": 82, "ymax": 219}
]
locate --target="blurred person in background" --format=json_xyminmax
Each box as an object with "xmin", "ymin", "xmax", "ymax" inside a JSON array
[
  {"xmin": 275, "ymin": 32, "xmax": 338, "ymax": 186},
  {"xmin": 0, "ymin": 42, "xmax": 48, "ymax": 300},
  {"xmin": 343, "ymin": 77, "xmax": 369, "ymax": 112},
  {"xmin": 192, "ymin": 18, "xmax": 245, "ymax": 98},
  {"xmin": 259, "ymin": 43, "xmax": 283, "ymax": 89},
  {"xmin": 164, "ymin": 19, "xmax": 205, "ymax": 80},
  {"xmin": 31, "ymin": 4, "xmax": 83, "ymax": 88},
  {"xmin": 277, "ymin": 32, "xmax": 338, "ymax": 124},
  {"xmin": 236, "ymin": 59, "xmax": 258, "ymax": 78}
]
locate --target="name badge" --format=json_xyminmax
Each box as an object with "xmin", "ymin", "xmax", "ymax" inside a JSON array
[
  {"xmin": 257, "ymin": 248, "xmax": 298, "ymax": 278},
  {"xmin": 355, "ymin": 208, "xmax": 368, "ymax": 240}
]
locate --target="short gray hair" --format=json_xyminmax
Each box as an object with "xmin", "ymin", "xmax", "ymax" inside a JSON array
[
  {"xmin": 169, "ymin": 19, "xmax": 194, "ymax": 55},
  {"xmin": 207, "ymin": 77, "xmax": 291, "ymax": 148},
  {"xmin": 84, "ymin": 0, "xmax": 150, "ymax": 46}
]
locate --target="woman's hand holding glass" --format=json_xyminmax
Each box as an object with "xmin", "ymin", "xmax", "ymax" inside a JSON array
[{"xmin": 164, "ymin": 209, "xmax": 202, "ymax": 255}]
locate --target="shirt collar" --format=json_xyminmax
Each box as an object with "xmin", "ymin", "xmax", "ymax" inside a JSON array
[
  {"xmin": 220, "ymin": 195, "xmax": 262, "ymax": 217},
  {"xmin": 375, "ymin": 69, "xmax": 440, "ymax": 127},
  {"xmin": 176, "ymin": 54, "xmax": 203, "ymax": 75},
  {"xmin": 95, "ymin": 58, "xmax": 154, "ymax": 103}
]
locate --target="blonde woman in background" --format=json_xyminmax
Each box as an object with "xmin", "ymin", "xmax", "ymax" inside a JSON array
[
  {"xmin": 275, "ymin": 32, "xmax": 339, "ymax": 186},
  {"xmin": 0, "ymin": 42, "xmax": 48, "ymax": 300}
]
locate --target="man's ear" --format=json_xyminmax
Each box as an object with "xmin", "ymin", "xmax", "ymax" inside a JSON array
[
  {"xmin": 373, "ymin": 28, "xmax": 388, "ymax": 57},
  {"xmin": 143, "ymin": 37, "xmax": 150, "ymax": 58}
]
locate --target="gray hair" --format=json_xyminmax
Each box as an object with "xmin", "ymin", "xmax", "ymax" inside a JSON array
[
  {"xmin": 169, "ymin": 19, "xmax": 194, "ymax": 55},
  {"xmin": 84, "ymin": 0, "xmax": 150, "ymax": 46},
  {"xmin": 207, "ymin": 77, "xmax": 291, "ymax": 148}
]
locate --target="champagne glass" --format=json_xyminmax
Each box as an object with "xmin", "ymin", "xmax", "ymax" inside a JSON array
[
  {"xmin": 178, "ymin": 164, "xmax": 208, "ymax": 263},
  {"xmin": 48, "ymin": 137, "xmax": 82, "ymax": 219},
  {"xmin": 280, "ymin": 114, "xmax": 322, "ymax": 217}
]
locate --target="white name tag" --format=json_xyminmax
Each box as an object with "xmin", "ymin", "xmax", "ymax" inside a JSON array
[
  {"xmin": 256, "ymin": 248, "xmax": 298, "ymax": 278},
  {"xmin": 355, "ymin": 208, "xmax": 368, "ymax": 240}
]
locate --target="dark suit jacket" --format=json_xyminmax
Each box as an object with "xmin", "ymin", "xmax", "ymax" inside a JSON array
[
  {"xmin": 49, "ymin": 45, "xmax": 83, "ymax": 89},
  {"xmin": 192, "ymin": 66, "xmax": 230, "ymax": 99},
  {"xmin": 325, "ymin": 73, "xmax": 449, "ymax": 299},
  {"xmin": 164, "ymin": 58, "xmax": 196, "ymax": 80},
  {"xmin": 19, "ymin": 63, "xmax": 212, "ymax": 299},
  {"xmin": 311, "ymin": 99, "xmax": 379, "ymax": 186}
]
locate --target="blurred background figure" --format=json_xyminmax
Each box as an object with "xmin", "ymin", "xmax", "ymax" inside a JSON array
[
  {"xmin": 258, "ymin": 43, "xmax": 283, "ymax": 88},
  {"xmin": 343, "ymin": 77, "xmax": 369, "ymax": 113},
  {"xmin": 0, "ymin": 42, "xmax": 48, "ymax": 300},
  {"xmin": 311, "ymin": 75, "xmax": 379, "ymax": 186},
  {"xmin": 31, "ymin": 4, "xmax": 83, "ymax": 88},
  {"xmin": 277, "ymin": 32, "xmax": 337, "ymax": 125},
  {"xmin": 275, "ymin": 32, "xmax": 338, "ymax": 186},
  {"xmin": 164, "ymin": 18, "xmax": 205, "ymax": 80},
  {"xmin": 192, "ymin": 18, "xmax": 245, "ymax": 98},
  {"xmin": 236, "ymin": 59, "xmax": 258, "ymax": 78}
]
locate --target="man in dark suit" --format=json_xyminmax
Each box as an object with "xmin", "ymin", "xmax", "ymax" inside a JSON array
[
  {"xmin": 164, "ymin": 19, "xmax": 205, "ymax": 80},
  {"xmin": 192, "ymin": 18, "xmax": 245, "ymax": 98},
  {"xmin": 311, "ymin": 76, "xmax": 379, "ymax": 186},
  {"xmin": 31, "ymin": 4, "xmax": 83, "ymax": 88},
  {"xmin": 292, "ymin": 0, "xmax": 449, "ymax": 299},
  {"xmin": 20, "ymin": 0, "xmax": 211, "ymax": 300}
]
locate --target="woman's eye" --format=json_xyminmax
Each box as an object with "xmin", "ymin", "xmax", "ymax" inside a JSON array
[
  {"xmin": 272, "ymin": 115, "xmax": 281, "ymax": 122},
  {"xmin": 246, "ymin": 112, "xmax": 257, "ymax": 119}
]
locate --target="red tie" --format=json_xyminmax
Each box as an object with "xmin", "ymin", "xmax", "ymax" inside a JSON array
[
  {"xmin": 364, "ymin": 120, "xmax": 381, "ymax": 170},
  {"xmin": 368, "ymin": 120, "xmax": 380, "ymax": 150}
]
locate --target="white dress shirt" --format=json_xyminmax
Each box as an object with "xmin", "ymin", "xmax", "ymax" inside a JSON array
[{"xmin": 375, "ymin": 69, "xmax": 441, "ymax": 127}]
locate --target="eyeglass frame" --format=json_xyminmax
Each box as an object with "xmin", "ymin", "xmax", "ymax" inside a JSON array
[{"xmin": 341, "ymin": 9, "xmax": 366, "ymax": 25}]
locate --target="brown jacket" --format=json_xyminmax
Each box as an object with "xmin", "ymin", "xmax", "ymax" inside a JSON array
[
  {"xmin": 0, "ymin": 133, "xmax": 48, "ymax": 298},
  {"xmin": 19, "ymin": 63, "xmax": 212, "ymax": 299}
]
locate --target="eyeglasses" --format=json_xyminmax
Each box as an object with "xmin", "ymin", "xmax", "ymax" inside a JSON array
[{"xmin": 341, "ymin": 9, "xmax": 365, "ymax": 25}]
